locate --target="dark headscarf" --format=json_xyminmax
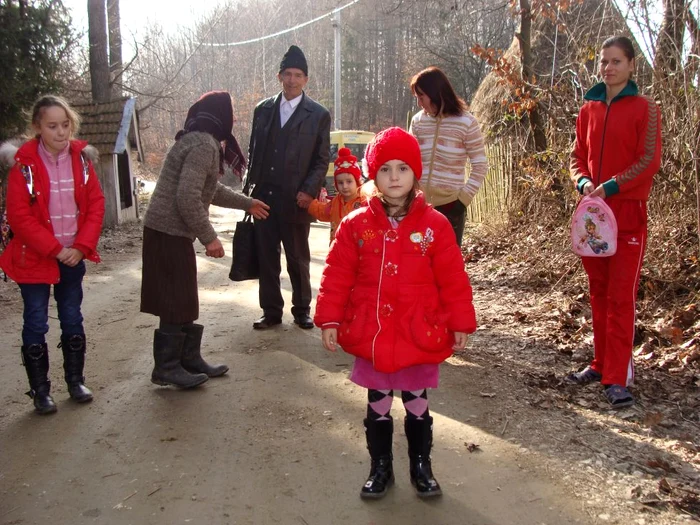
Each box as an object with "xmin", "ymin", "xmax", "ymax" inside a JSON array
[{"xmin": 174, "ymin": 91, "xmax": 246, "ymax": 178}]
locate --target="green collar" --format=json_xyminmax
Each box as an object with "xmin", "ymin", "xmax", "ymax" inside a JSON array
[{"xmin": 584, "ymin": 80, "xmax": 638, "ymax": 102}]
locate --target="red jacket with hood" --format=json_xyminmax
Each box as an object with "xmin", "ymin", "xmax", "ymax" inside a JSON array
[
  {"xmin": 314, "ymin": 192, "xmax": 476, "ymax": 373},
  {"xmin": 570, "ymin": 81, "xmax": 661, "ymax": 200},
  {"xmin": 0, "ymin": 138, "xmax": 105, "ymax": 284}
]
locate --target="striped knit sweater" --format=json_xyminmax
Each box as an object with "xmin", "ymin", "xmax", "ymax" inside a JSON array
[{"xmin": 409, "ymin": 110, "xmax": 488, "ymax": 207}]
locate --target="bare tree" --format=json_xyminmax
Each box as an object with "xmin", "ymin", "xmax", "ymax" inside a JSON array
[
  {"xmin": 107, "ymin": 0, "xmax": 122, "ymax": 97},
  {"xmin": 516, "ymin": 0, "xmax": 547, "ymax": 151},
  {"xmin": 88, "ymin": 0, "xmax": 110, "ymax": 102}
]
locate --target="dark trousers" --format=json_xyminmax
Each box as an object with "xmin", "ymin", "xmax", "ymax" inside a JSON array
[
  {"xmin": 254, "ymin": 186, "xmax": 312, "ymax": 319},
  {"xmin": 434, "ymin": 200, "xmax": 467, "ymax": 245},
  {"xmin": 18, "ymin": 261, "xmax": 86, "ymax": 345}
]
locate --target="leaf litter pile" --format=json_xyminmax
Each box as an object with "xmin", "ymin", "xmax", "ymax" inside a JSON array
[{"xmin": 459, "ymin": 216, "xmax": 699, "ymax": 523}]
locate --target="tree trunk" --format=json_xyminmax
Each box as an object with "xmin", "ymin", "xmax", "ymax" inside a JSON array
[
  {"xmin": 107, "ymin": 0, "xmax": 122, "ymax": 97},
  {"xmin": 686, "ymin": 6, "xmax": 700, "ymax": 86},
  {"xmin": 654, "ymin": 0, "xmax": 685, "ymax": 82},
  {"xmin": 88, "ymin": 0, "xmax": 110, "ymax": 102},
  {"xmin": 517, "ymin": 0, "xmax": 547, "ymax": 152}
]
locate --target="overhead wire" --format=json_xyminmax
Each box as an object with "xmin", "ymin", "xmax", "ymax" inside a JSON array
[{"xmin": 202, "ymin": 0, "xmax": 361, "ymax": 47}]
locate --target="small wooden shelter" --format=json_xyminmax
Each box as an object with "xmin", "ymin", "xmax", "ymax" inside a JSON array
[{"xmin": 73, "ymin": 97, "xmax": 143, "ymax": 228}]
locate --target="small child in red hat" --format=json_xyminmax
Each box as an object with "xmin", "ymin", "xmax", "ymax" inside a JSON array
[
  {"xmin": 314, "ymin": 127, "xmax": 477, "ymax": 500},
  {"xmin": 308, "ymin": 147, "xmax": 364, "ymax": 243}
]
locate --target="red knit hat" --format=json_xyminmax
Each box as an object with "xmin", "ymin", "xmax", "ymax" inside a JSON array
[
  {"xmin": 334, "ymin": 147, "xmax": 362, "ymax": 189},
  {"xmin": 363, "ymin": 127, "xmax": 422, "ymax": 181}
]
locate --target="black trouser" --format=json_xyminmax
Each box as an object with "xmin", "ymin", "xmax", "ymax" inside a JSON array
[
  {"xmin": 254, "ymin": 186, "xmax": 312, "ymax": 319},
  {"xmin": 434, "ymin": 200, "xmax": 466, "ymax": 245}
]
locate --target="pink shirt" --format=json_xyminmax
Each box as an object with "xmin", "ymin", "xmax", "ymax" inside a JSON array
[{"xmin": 38, "ymin": 140, "xmax": 78, "ymax": 248}]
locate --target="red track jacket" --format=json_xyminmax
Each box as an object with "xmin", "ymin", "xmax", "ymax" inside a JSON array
[{"xmin": 570, "ymin": 81, "xmax": 661, "ymax": 200}]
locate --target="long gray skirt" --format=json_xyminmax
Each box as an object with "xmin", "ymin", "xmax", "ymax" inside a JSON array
[{"xmin": 140, "ymin": 226, "xmax": 199, "ymax": 323}]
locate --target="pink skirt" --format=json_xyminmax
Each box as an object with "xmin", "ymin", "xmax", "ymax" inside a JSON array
[{"xmin": 350, "ymin": 357, "xmax": 439, "ymax": 390}]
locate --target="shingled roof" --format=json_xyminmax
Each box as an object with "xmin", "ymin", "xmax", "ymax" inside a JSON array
[{"xmin": 72, "ymin": 97, "xmax": 142, "ymax": 158}]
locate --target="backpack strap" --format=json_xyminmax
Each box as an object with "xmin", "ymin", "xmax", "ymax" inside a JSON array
[
  {"xmin": 80, "ymin": 152, "xmax": 90, "ymax": 184},
  {"xmin": 19, "ymin": 164, "xmax": 36, "ymax": 203}
]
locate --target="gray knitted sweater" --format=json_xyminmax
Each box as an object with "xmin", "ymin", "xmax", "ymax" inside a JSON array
[{"xmin": 144, "ymin": 132, "xmax": 253, "ymax": 245}]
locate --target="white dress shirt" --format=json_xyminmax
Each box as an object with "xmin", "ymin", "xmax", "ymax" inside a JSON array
[{"xmin": 280, "ymin": 93, "xmax": 303, "ymax": 127}]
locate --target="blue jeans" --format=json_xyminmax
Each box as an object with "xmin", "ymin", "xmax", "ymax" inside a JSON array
[{"xmin": 18, "ymin": 261, "xmax": 86, "ymax": 345}]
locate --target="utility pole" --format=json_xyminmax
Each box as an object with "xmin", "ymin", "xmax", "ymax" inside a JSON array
[{"xmin": 332, "ymin": 9, "xmax": 341, "ymax": 130}]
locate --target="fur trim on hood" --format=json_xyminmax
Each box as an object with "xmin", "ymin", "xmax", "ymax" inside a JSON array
[
  {"xmin": 0, "ymin": 139, "xmax": 23, "ymax": 167},
  {"xmin": 82, "ymin": 144, "xmax": 99, "ymax": 163},
  {"xmin": 0, "ymin": 139, "xmax": 100, "ymax": 167}
]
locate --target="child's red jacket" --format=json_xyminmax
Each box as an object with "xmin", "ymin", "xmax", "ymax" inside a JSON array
[
  {"xmin": 314, "ymin": 192, "xmax": 476, "ymax": 373},
  {"xmin": 0, "ymin": 139, "xmax": 105, "ymax": 284},
  {"xmin": 570, "ymin": 81, "xmax": 661, "ymax": 200}
]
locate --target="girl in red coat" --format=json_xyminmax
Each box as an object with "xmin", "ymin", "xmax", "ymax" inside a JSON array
[
  {"xmin": 568, "ymin": 36, "xmax": 662, "ymax": 408},
  {"xmin": 314, "ymin": 127, "xmax": 476, "ymax": 499},
  {"xmin": 0, "ymin": 95, "xmax": 105, "ymax": 415}
]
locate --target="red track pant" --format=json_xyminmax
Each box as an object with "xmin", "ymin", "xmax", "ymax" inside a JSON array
[{"xmin": 582, "ymin": 199, "xmax": 647, "ymax": 387}]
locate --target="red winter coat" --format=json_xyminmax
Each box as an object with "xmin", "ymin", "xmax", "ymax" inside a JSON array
[
  {"xmin": 314, "ymin": 192, "xmax": 476, "ymax": 373},
  {"xmin": 0, "ymin": 139, "xmax": 105, "ymax": 284}
]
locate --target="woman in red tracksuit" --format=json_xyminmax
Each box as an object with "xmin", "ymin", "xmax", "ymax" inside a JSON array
[
  {"xmin": 314, "ymin": 127, "xmax": 476, "ymax": 499},
  {"xmin": 0, "ymin": 95, "xmax": 105, "ymax": 415},
  {"xmin": 568, "ymin": 36, "xmax": 661, "ymax": 408}
]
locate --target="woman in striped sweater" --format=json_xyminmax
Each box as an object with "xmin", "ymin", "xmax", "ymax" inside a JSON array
[{"xmin": 409, "ymin": 67, "xmax": 488, "ymax": 244}]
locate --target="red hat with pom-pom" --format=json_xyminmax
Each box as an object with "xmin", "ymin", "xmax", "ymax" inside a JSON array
[
  {"xmin": 333, "ymin": 147, "xmax": 362, "ymax": 189},
  {"xmin": 363, "ymin": 127, "xmax": 422, "ymax": 181}
]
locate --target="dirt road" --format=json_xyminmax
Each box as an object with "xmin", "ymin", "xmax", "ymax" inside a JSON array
[{"xmin": 0, "ymin": 207, "xmax": 690, "ymax": 525}]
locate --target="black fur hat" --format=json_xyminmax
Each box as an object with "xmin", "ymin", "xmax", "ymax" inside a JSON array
[{"xmin": 279, "ymin": 45, "xmax": 308, "ymax": 76}]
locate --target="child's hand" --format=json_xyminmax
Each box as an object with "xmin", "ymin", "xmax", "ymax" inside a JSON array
[
  {"xmin": 452, "ymin": 332, "xmax": 468, "ymax": 350},
  {"xmin": 321, "ymin": 328, "xmax": 338, "ymax": 352},
  {"xmin": 57, "ymin": 247, "xmax": 84, "ymax": 267}
]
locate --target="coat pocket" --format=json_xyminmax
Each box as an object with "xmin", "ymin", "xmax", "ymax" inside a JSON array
[
  {"xmin": 12, "ymin": 243, "xmax": 40, "ymax": 269},
  {"xmin": 337, "ymin": 302, "xmax": 370, "ymax": 347},
  {"xmin": 403, "ymin": 301, "xmax": 452, "ymax": 353}
]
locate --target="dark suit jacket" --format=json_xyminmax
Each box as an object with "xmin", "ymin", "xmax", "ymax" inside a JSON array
[{"xmin": 243, "ymin": 92, "xmax": 331, "ymax": 223}]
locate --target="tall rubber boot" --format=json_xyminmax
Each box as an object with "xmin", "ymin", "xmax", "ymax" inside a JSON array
[
  {"xmin": 360, "ymin": 418, "xmax": 394, "ymax": 499},
  {"xmin": 181, "ymin": 324, "xmax": 229, "ymax": 377},
  {"xmin": 60, "ymin": 334, "xmax": 93, "ymax": 403},
  {"xmin": 21, "ymin": 344, "xmax": 57, "ymax": 415},
  {"xmin": 151, "ymin": 330, "xmax": 208, "ymax": 388},
  {"xmin": 405, "ymin": 416, "xmax": 442, "ymax": 497}
]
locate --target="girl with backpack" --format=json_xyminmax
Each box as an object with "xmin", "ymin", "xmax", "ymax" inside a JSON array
[{"xmin": 0, "ymin": 95, "xmax": 105, "ymax": 415}]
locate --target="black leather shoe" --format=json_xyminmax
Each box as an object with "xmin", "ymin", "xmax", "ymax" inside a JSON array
[
  {"xmin": 253, "ymin": 316, "xmax": 282, "ymax": 330},
  {"xmin": 293, "ymin": 314, "xmax": 314, "ymax": 329}
]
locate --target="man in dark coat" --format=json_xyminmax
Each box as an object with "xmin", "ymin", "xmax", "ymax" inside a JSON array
[{"xmin": 243, "ymin": 45, "xmax": 331, "ymax": 330}]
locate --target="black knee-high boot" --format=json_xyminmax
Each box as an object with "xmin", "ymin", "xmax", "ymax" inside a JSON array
[
  {"xmin": 151, "ymin": 330, "xmax": 209, "ymax": 388},
  {"xmin": 60, "ymin": 334, "xmax": 93, "ymax": 403},
  {"xmin": 405, "ymin": 415, "xmax": 442, "ymax": 497},
  {"xmin": 21, "ymin": 344, "xmax": 57, "ymax": 415},
  {"xmin": 180, "ymin": 324, "xmax": 229, "ymax": 377},
  {"xmin": 360, "ymin": 418, "xmax": 394, "ymax": 499}
]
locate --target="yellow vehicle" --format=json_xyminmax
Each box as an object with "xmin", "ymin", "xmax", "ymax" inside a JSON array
[{"xmin": 325, "ymin": 130, "xmax": 375, "ymax": 195}]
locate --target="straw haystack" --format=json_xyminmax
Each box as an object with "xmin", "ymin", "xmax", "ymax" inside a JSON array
[{"xmin": 471, "ymin": 0, "xmax": 649, "ymax": 145}]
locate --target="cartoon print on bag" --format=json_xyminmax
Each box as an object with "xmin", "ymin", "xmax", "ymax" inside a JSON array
[{"xmin": 580, "ymin": 216, "xmax": 609, "ymax": 255}]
